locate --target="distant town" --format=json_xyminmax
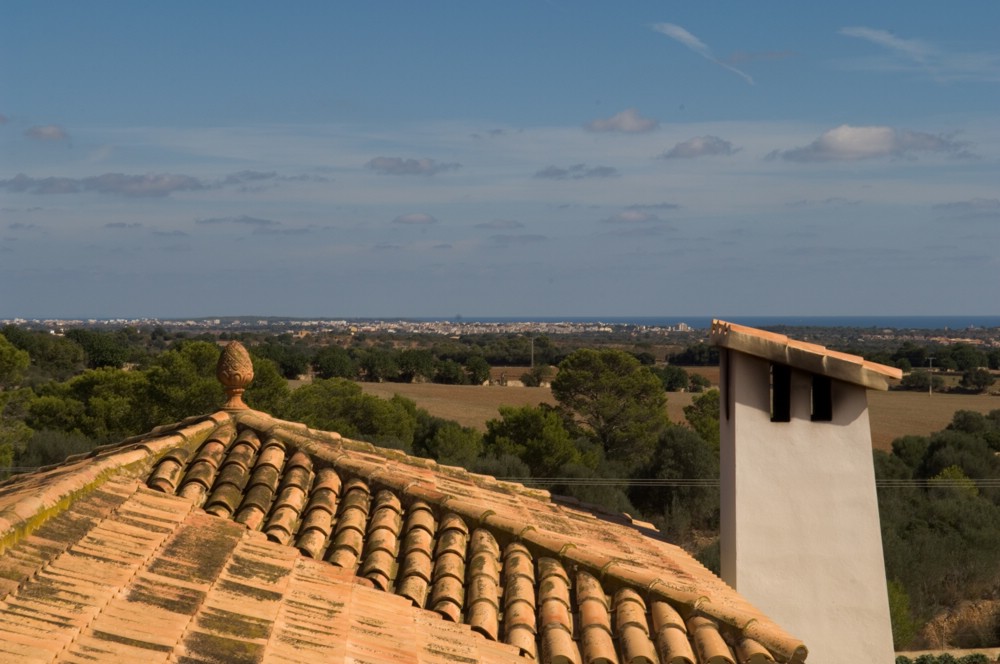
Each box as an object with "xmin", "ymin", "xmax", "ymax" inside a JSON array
[
  {"xmin": 0, "ymin": 317, "xmax": 695, "ymax": 337},
  {"xmin": 3, "ymin": 316, "xmax": 999, "ymax": 349}
]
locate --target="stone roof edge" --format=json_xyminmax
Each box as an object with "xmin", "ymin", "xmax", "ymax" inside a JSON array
[
  {"xmin": 0, "ymin": 411, "xmax": 231, "ymax": 554},
  {"xmin": 710, "ymin": 319, "xmax": 901, "ymax": 391},
  {"xmin": 234, "ymin": 409, "xmax": 808, "ymax": 663}
]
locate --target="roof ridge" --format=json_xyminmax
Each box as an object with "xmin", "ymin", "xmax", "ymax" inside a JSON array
[
  {"xmin": 0, "ymin": 413, "xmax": 230, "ymax": 555},
  {"xmin": 711, "ymin": 318, "xmax": 901, "ymax": 390},
  {"xmin": 233, "ymin": 409, "xmax": 807, "ymax": 662}
]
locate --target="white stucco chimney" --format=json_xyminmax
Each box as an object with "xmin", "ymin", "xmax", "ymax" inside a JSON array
[{"xmin": 711, "ymin": 320, "xmax": 901, "ymax": 664}]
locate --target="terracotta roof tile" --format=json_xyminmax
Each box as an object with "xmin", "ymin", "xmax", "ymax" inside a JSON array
[
  {"xmin": 710, "ymin": 318, "xmax": 902, "ymax": 390},
  {"xmin": 0, "ymin": 402, "xmax": 811, "ymax": 663}
]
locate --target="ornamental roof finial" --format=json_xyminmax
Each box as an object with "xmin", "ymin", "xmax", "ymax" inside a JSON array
[{"xmin": 216, "ymin": 341, "xmax": 254, "ymax": 410}]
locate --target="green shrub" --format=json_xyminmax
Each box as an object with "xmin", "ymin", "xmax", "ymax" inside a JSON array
[{"xmin": 957, "ymin": 654, "xmax": 990, "ymax": 664}]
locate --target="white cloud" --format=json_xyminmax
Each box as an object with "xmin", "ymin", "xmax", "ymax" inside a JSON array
[
  {"xmin": 25, "ymin": 125, "xmax": 70, "ymax": 141},
  {"xmin": 652, "ymin": 23, "xmax": 754, "ymax": 85},
  {"xmin": 839, "ymin": 26, "xmax": 1000, "ymax": 82},
  {"xmin": 661, "ymin": 135, "xmax": 739, "ymax": 159},
  {"xmin": 367, "ymin": 157, "xmax": 460, "ymax": 176},
  {"xmin": 770, "ymin": 125, "xmax": 972, "ymax": 162},
  {"xmin": 586, "ymin": 108, "xmax": 659, "ymax": 133},
  {"xmin": 393, "ymin": 213, "xmax": 437, "ymax": 225}
]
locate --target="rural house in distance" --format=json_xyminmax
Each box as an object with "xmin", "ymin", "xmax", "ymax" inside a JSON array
[{"xmin": 712, "ymin": 319, "xmax": 903, "ymax": 664}]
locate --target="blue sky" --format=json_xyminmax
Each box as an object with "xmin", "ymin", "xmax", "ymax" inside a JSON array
[{"xmin": 2, "ymin": 2, "xmax": 998, "ymax": 318}]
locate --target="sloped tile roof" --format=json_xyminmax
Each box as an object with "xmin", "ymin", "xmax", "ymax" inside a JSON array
[
  {"xmin": 0, "ymin": 405, "xmax": 809, "ymax": 663},
  {"xmin": 710, "ymin": 319, "xmax": 902, "ymax": 390}
]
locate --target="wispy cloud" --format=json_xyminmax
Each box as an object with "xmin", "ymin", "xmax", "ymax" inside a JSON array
[
  {"xmin": 489, "ymin": 234, "xmax": 547, "ymax": 246},
  {"xmin": 475, "ymin": 219, "xmax": 524, "ymax": 230},
  {"xmin": 652, "ymin": 23, "xmax": 754, "ymax": 84},
  {"xmin": 367, "ymin": 157, "xmax": 460, "ymax": 176},
  {"xmin": 252, "ymin": 227, "xmax": 314, "ymax": 236},
  {"xmin": 785, "ymin": 197, "xmax": 860, "ymax": 208},
  {"xmin": 0, "ymin": 172, "xmax": 206, "ymax": 197},
  {"xmin": 768, "ymin": 125, "xmax": 973, "ymax": 162},
  {"xmin": 933, "ymin": 198, "xmax": 1000, "ymax": 222},
  {"xmin": 0, "ymin": 114, "xmax": 9, "ymax": 124},
  {"xmin": 602, "ymin": 209, "xmax": 675, "ymax": 225},
  {"xmin": 393, "ymin": 213, "xmax": 437, "ymax": 225},
  {"xmin": 660, "ymin": 135, "xmax": 739, "ymax": 159},
  {"xmin": 839, "ymin": 26, "xmax": 1000, "ymax": 82},
  {"xmin": 104, "ymin": 222, "xmax": 143, "ymax": 229},
  {"xmin": 626, "ymin": 202, "xmax": 681, "ymax": 211},
  {"xmin": 151, "ymin": 229, "xmax": 189, "ymax": 237},
  {"xmin": 196, "ymin": 215, "xmax": 280, "ymax": 227},
  {"xmin": 585, "ymin": 108, "xmax": 659, "ymax": 133},
  {"xmin": 0, "ymin": 169, "xmax": 324, "ymax": 198},
  {"xmin": 727, "ymin": 51, "xmax": 796, "ymax": 65},
  {"xmin": 533, "ymin": 164, "xmax": 619, "ymax": 180},
  {"xmin": 840, "ymin": 27, "xmax": 931, "ymax": 62},
  {"xmin": 25, "ymin": 125, "xmax": 70, "ymax": 141}
]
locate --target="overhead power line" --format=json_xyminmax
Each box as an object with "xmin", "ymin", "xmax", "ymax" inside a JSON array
[{"xmin": 499, "ymin": 477, "xmax": 1000, "ymax": 489}]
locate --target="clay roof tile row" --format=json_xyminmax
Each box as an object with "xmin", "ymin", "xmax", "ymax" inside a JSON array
[{"xmin": 0, "ymin": 406, "xmax": 808, "ymax": 663}]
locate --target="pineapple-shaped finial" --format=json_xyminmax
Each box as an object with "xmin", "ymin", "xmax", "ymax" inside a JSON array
[{"xmin": 216, "ymin": 341, "xmax": 254, "ymax": 410}]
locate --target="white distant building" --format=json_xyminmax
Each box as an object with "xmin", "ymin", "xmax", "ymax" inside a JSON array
[{"xmin": 711, "ymin": 319, "xmax": 902, "ymax": 664}]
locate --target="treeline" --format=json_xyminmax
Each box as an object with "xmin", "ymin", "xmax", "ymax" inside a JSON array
[
  {"xmin": 877, "ymin": 410, "xmax": 1000, "ymax": 649},
  {"xmin": 1, "ymin": 333, "xmax": 721, "ymax": 550},
  {"xmin": 896, "ymin": 654, "xmax": 992, "ymax": 664}
]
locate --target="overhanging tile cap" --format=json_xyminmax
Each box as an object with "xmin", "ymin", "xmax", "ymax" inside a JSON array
[{"xmin": 710, "ymin": 319, "xmax": 902, "ymax": 391}]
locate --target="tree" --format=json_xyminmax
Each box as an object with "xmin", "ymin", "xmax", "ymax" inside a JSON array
[
  {"xmin": 551, "ymin": 349, "xmax": 669, "ymax": 473},
  {"xmin": 357, "ymin": 348, "xmax": 398, "ymax": 382},
  {"xmin": 65, "ymin": 329, "xmax": 129, "ymax": 369},
  {"xmin": 683, "ymin": 390, "xmax": 721, "ymax": 455},
  {"xmin": 959, "ymin": 368, "xmax": 995, "ymax": 393},
  {"xmin": 244, "ymin": 355, "xmax": 290, "ymax": 413},
  {"xmin": 1, "ymin": 327, "xmax": 86, "ymax": 382},
  {"xmin": 651, "ymin": 365, "xmax": 689, "ymax": 392},
  {"xmin": 688, "ymin": 373, "xmax": 712, "ymax": 393},
  {"xmin": 950, "ymin": 343, "xmax": 987, "ymax": 372},
  {"xmin": 421, "ymin": 422, "xmax": 482, "ymax": 467},
  {"xmin": 145, "ymin": 341, "xmax": 223, "ymax": 424},
  {"xmin": 397, "ymin": 349, "xmax": 436, "ymax": 383},
  {"xmin": 483, "ymin": 405, "xmax": 580, "ymax": 477},
  {"xmin": 253, "ymin": 338, "xmax": 310, "ymax": 379},
  {"xmin": 520, "ymin": 364, "xmax": 551, "ymax": 387},
  {"xmin": 280, "ymin": 378, "xmax": 417, "ymax": 451},
  {"xmin": 433, "ymin": 359, "xmax": 468, "ymax": 385},
  {"xmin": 464, "ymin": 356, "xmax": 491, "ymax": 385},
  {"xmin": 631, "ymin": 427, "xmax": 719, "ymax": 537},
  {"xmin": 668, "ymin": 343, "xmax": 719, "ymax": 366},
  {"xmin": 0, "ymin": 333, "xmax": 30, "ymax": 389},
  {"xmin": 896, "ymin": 370, "xmax": 945, "ymax": 392},
  {"xmin": 313, "ymin": 346, "xmax": 358, "ymax": 380}
]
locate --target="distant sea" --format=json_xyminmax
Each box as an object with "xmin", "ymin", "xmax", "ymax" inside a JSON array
[{"xmin": 437, "ymin": 316, "xmax": 1000, "ymax": 330}]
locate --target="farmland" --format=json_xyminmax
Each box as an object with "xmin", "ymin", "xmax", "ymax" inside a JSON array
[{"xmin": 359, "ymin": 379, "xmax": 999, "ymax": 450}]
